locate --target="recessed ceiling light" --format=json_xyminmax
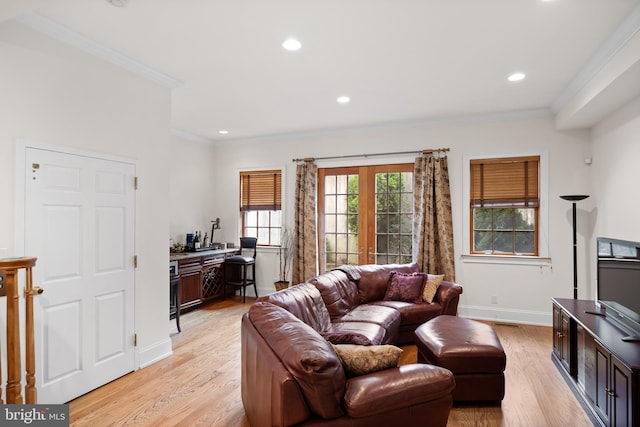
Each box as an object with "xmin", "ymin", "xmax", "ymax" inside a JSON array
[
  {"xmin": 508, "ymin": 72, "xmax": 526, "ymax": 82},
  {"xmin": 219, "ymin": 130, "xmax": 229, "ymax": 135},
  {"xmin": 337, "ymin": 96, "xmax": 350, "ymax": 104},
  {"xmin": 108, "ymin": 0, "xmax": 128, "ymax": 7},
  {"xmin": 282, "ymin": 38, "xmax": 302, "ymax": 51}
]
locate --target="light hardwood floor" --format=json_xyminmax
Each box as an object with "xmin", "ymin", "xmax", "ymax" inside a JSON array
[{"xmin": 69, "ymin": 297, "xmax": 594, "ymax": 426}]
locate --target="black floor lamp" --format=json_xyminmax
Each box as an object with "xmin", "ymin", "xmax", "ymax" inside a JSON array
[{"xmin": 560, "ymin": 195, "xmax": 589, "ymax": 299}]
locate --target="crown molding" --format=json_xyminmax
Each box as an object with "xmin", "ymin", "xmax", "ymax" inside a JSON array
[
  {"xmin": 551, "ymin": 4, "xmax": 640, "ymax": 114},
  {"xmin": 215, "ymin": 108, "xmax": 552, "ymax": 145},
  {"xmin": 15, "ymin": 12, "xmax": 183, "ymax": 89}
]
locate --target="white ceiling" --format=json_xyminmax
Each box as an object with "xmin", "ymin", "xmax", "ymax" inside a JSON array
[{"xmin": 2, "ymin": 0, "xmax": 640, "ymax": 141}]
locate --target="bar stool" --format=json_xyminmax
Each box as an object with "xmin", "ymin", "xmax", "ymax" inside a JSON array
[{"xmin": 225, "ymin": 237, "xmax": 258, "ymax": 303}]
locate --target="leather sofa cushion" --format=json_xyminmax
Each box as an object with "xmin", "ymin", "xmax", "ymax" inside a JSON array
[
  {"xmin": 355, "ymin": 263, "xmax": 419, "ymax": 303},
  {"xmin": 249, "ymin": 302, "xmax": 346, "ymax": 419},
  {"xmin": 343, "ymin": 364, "xmax": 455, "ymax": 418},
  {"xmin": 257, "ymin": 283, "xmax": 332, "ymax": 333},
  {"xmin": 333, "ymin": 304, "xmax": 400, "ymax": 343},
  {"xmin": 373, "ymin": 300, "xmax": 443, "ymax": 326},
  {"xmin": 308, "ymin": 270, "xmax": 360, "ymax": 319},
  {"xmin": 322, "ymin": 321, "xmax": 388, "ymax": 345}
]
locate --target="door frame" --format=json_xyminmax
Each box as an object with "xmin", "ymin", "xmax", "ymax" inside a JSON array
[{"xmin": 14, "ymin": 139, "xmax": 140, "ymax": 370}]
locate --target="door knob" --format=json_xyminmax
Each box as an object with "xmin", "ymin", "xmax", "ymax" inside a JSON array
[{"xmin": 27, "ymin": 286, "xmax": 44, "ymax": 296}]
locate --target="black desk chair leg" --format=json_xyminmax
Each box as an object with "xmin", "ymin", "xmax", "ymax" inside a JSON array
[{"xmin": 251, "ymin": 264, "xmax": 257, "ymax": 302}]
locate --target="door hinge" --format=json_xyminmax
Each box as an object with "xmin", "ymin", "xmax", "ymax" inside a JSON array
[
  {"xmin": 134, "ymin": 255, "xmax": 138, "ymax": 268},
  {"xmin": 0, "ymin": 271, "xmax": 6, "ymax": 297},
  {"xmin": 134, "ymin": 334, "xmax": 137, "ymax": 347},
  {"xmin": 134, "ymin": 176, "xmax": 139, "ymax": 190}
]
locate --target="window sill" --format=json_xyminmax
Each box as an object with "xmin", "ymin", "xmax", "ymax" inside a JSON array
[{"xmin": 461, "ymin": 253, "xmax": 551, "ymax": 266}]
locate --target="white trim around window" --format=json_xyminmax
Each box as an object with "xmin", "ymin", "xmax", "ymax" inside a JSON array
[{"xmin": 461, "ymin": 150, "xmax": 550, "ymax": 266}]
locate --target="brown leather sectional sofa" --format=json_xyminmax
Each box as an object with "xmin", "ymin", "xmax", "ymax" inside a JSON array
[{"xmin": 240, "ymin": 262, "xmax": 464, "ymax": 426}]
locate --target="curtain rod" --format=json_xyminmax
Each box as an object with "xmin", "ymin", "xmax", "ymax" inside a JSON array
[{"xmin": 292, "ymin": 148, "xmax": 449, "ymax": 163}]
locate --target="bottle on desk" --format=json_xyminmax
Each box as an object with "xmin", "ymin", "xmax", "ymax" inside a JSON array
[
  {"xmin": 203, "ymin": 232, "xmax": 209, "ymax": 248},
  {"xmin": 194, "ymin": 231, "xmax": 201, "ymax": 249}
]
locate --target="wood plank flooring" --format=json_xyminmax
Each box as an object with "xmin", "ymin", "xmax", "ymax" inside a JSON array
[{"xmin": 69, "ymin": 297, "xmax": 594, "ymax": 426}]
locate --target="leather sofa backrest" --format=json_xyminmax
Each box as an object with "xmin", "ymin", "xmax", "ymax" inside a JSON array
[
  {"xmin": 257, "ymin": 282, "xmax": 332, "ymax": 333},
  {"xmin": 249, "ymin": 302, "xmax": 346, "ymax": 420},
  {"xmin": 241, "ymin": 313, "xmax": 310, "ymax": 427},
  {"xmin": 307, "ymin": 270, "xmax": 360, "ymax": 319},
  {"xmin": 355, "ymin": 262, "xmax": 419, "ymax": 302}
]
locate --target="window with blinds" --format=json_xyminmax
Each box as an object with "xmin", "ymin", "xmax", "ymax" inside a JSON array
[
  {"xmin": 470, "ymin": 156, "xmax": 539, "ymax": 255},
  {"xmin": 240, "ymin": 170, "xmax": 282, "ymax": 245}
]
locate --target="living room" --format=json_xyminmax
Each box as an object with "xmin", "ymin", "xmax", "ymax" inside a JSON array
[{"xmin": 1, "ymin": 0, "xmax": 640, "ymax": 425}]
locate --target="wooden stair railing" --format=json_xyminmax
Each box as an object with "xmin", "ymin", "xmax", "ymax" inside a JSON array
[{"xmin": 0, "ymin": 257, "xmax": 43, "ymax": 404}]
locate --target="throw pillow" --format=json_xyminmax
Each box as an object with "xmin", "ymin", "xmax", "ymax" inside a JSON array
[
  {"xmin": 332, "ymin": 344, "xmax": 403, "ymax": 377},
  {"xmin": 383, "ymin": 271, "xmax": 427, "ymax": 303},
  {"xmin": 422, "ymin": 274, "xmax": 445, "ymax": 303}
]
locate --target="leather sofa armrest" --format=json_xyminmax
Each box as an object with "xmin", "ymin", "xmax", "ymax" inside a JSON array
[
  {"xmin": 434, "ymin": 281, "xmax": 463, "ymax": 315},
  {"xmin": 342, "ymin": 364, "xmax": 454, "ymax": 418}
]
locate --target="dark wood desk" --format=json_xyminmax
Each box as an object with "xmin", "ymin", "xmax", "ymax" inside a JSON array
[{"xmin": 170, "ymin": 248, "xmax": 239, "ymax": 311}]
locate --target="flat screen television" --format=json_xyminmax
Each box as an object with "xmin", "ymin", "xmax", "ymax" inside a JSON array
[{"xmin": 596, "ymin": 237, "xmax": 640, "ymax": 341}]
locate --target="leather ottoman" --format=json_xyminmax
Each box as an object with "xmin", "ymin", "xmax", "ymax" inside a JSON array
[{"xmin": 415, "ymin": 315, "xmax": 506, "ymax": 403}]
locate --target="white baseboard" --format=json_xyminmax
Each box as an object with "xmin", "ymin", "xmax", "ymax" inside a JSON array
[
  {"xmin": 137, "ymin": 337, "xmax": 173, "ymax": 369},
  {"xmin": 458, "ymin": 304, "xmax": 552, "ymax": 327}
]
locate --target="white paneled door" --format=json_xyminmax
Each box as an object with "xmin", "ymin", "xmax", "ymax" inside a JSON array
[{"xmin": 25, "ymin": 147, "xmax": 136, "ymax": 404}]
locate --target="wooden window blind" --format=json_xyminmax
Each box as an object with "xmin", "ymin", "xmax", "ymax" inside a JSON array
[
  {"xmin": 470, "ymin": 156, "xmax": 539, "ymax": 208},
  {"xmin": 240, "ymin": 170, "xmax": 282, "ymax": 211}
]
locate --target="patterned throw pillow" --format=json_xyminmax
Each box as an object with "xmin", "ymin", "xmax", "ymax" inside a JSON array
[
  {"xmin": 422, "ymin": 274, "xmax": 445, "ymax": 303},
  {"xmin": 383, "ymin": 271, "xmax": 427, "ymax": 303},
  {"xmin": 332, "ymin": 344, "xmax": 403, "ymax": 377}
]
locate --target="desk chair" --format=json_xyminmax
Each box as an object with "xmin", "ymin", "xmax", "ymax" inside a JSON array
[{"xmin": 225, "ymin": 237, "xmax": 258, "ymax": 303}]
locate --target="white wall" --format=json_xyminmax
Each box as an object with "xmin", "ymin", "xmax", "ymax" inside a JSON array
[
  {"xmin": 212, "ymin": 115, "xmax": 593, "ymax": 325},
  {"xmin": 0, "ymin": 31, "xmax": 173, "ymax": 365},
  {"xmin": 169, "ymin": 134, "xmax": 217, "ymax": 247},
  {"xmin": 591, "ymin": 97, "xmax": 640, "ymax": 248}
]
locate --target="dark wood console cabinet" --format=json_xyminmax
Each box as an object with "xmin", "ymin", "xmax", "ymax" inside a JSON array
[
  {"xmin": 552, "ymin": 298, "xmax": 640, "ymax": 427},
  {"xmin": 174, "ymin": 249, "xmax": 238, "ymax": 311}
]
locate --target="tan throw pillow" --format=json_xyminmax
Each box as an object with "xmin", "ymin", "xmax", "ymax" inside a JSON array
[
  {"xmin": 422, "ymin": 274, "xmax": 444, "ymax": 303},
  {"xmin": 332, "ymin": 344, "xmax": 403, "ymax": 377}
]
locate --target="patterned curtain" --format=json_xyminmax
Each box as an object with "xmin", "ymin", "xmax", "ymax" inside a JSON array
[
  {"xmin": 292, "ymin": 160, "xmax": 318, "ymax": 285},
  {"xmin": 413, "ymin": 153, "xmax": 456, "ymax": 281}
]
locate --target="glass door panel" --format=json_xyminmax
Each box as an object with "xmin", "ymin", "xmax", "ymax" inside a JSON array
[{"xmin": 374, "ymin": 170, "xmax": 413, "ymax": 264}]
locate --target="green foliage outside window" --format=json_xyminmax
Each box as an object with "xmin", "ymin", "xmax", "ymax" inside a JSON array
[
  {"xmin": 473, "ymin": 208, "xmax": 535, "ymax": 254},
  {"xmin": 347, "ymin": 176, "xmax": 359, "ymax": 233}
]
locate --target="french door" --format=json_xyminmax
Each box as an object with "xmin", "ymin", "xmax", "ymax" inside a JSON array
[{"xmin": 318, "ymin": 164, "xmax": 414, "ymax": 272}]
